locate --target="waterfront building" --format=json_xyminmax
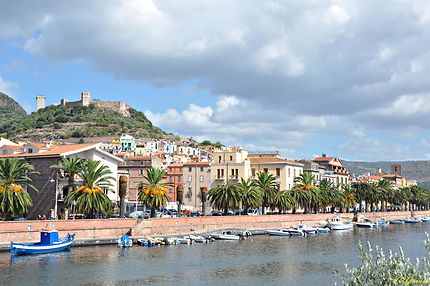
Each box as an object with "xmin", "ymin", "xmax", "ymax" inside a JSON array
[
  {"xmin": 313, "ymin": 154, "xmax": 349, "ymax": 187},
  {"xmin": 0, "ymin": 144, "xmax": 22, "ymax": 155},
  {"xmin": 249, "ymin": 153, "xmax": 304, "ymax": 190},
  {"xmin": 0, "ymin": 143, "xmax": 123, "ymax": 219},
  {"xmin": 210, "ymin": 147, "xmax": 251, "ymax": 188},
  {"xmin": 182, "ymin": 161, "xmax": 211, "ymax": 212},
  {"xmin": 118, "ymin": 155, "xmax": 163, "ymax": 209},
  {"xmin": 299, "ymin": 160, "xmax": 326, "ymax": 183},
  {"xmin": 164, "ymin": 163, "xmax": 183, "ymax": 203}
]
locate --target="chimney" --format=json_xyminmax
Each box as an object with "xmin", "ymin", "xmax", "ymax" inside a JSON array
[{"xmin": 322, "ymin": 153, "xmax": 327, "ymax": 157}]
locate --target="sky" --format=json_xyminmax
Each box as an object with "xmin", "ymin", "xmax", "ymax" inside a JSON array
[{"xmin": 1, "ymin": 1, "xmax": 430, "ymax": 161}]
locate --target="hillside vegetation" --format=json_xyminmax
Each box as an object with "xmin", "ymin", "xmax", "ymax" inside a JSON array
[
  {"xmin": 0, "ymin": 101, "xmax": 165, "ymax": 141},
  {"xmin": 0, "ymin": 92, "xmax": 26, "ymax": 122},
  {"xmin": 344, "ymin": 160, "xmax": 430, "ymax": 187}
]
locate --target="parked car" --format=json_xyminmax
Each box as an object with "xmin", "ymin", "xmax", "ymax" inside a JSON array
[
  {"xmin": 247, "ymin": 209, "xmax": 259, "ymax": 216},
  {"xmin": 210, "ymin": 211, "xmax": 222, "ymax": 216},
  {"xmin": 129, "ymin": 211, "xmax": 150, "ymax": 219}
]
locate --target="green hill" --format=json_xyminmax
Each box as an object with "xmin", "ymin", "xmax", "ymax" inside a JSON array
[
  {"xmin": 343, "ymin": 160, "xmax": 430, "ymax": 188},
  {"xmin": 0, "ymin": 100, "xmax": 166, "ymax": 141},
  {"xmin": 0, "ymin": 92, "xmax": 26, "ymax": 123}
]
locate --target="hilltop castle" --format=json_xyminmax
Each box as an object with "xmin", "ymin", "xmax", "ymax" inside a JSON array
[{"xmin": 36, "ymin": 91, "xmax": 132, "ymax": 116}]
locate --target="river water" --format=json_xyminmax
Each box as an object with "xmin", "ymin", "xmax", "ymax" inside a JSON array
[{"xmin": 1, "ymin": 223, "xmax": 429, "ymax": 286}]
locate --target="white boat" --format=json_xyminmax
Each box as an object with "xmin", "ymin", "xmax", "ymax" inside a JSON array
[
  {"xmin": 389, "ymin": 219, "xmax": 405, "ymax": 224},
  {"xmin": 404, "ymin": 218, "xmax": 421, "ymax": 224},
  {"xmin": 266, "ymin": 229, "xmax": 291, "ymax": 236},
  {"xmin": 284, "ymin": 228, "xmax": 304, "ymax": 236},
  {"xmin": 173, "ymin": 237, "xmax": 192, "ymax": 244},
  {"xmin": 421, "ymin": 217, "xmax": 430, "ymax": 223},
  {"xmin": 293, "ymin": 224, "xmax": 318, "ymax": 234},
  {"xmin": 327, "ymin": 217, "xmax": 353, "ymax": 230},
  {"xmin": 184, "ymin": 235, "xmax": 209, "ymax": 243},
  {"xmin": 213, "ymin": 231, "xmax": 241, "ymax": 240}
]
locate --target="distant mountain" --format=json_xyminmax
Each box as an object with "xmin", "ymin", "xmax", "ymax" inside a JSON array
[
  {"xmin": 0, "ymin": 92, "xmax": 26, "ymax": 123},
  {"xmin": 344, "ymin": 160, "xmax": 430, "ymax": 187},
  {"xmin": 0, "ymin": 100, "xmax": 166, "ymax": 141}
]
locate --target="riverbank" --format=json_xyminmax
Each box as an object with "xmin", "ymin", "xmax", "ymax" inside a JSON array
[{"xmin": 1, "ymin": 210, "xmax": 428, "ymax": 251}]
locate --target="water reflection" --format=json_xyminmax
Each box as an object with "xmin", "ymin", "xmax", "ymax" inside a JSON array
[{"xmin": 1, "ymin": 223, "xmax": 429, "ymax": 286}]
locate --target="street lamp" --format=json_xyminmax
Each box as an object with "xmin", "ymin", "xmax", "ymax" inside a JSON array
[{"xmin": 49, "ymin": 176, "xmax": 58, "ymax": 220}]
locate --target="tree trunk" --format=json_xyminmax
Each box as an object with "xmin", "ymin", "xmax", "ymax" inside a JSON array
[{"xmin": 150, "ymin": 206, "xmax": 156, "ymax": 218}]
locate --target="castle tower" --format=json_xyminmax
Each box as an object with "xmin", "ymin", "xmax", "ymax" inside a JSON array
[
  {"xmin": 81, "ymin": 91, "xmax": 91, "ymax": 106},
  {"xmin": 36, "ymin": 96, "xmax": 46, "ymax": 110}
]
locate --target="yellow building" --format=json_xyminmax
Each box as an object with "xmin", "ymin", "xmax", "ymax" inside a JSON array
[{"xmin": 210, "ymin": 148, "xmax": 251, "ymax": 187}]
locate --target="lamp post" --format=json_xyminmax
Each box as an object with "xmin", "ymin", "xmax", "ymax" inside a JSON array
[{"xmin": 50, "ymin": 176, "xmax": 59, "ymax": 220}]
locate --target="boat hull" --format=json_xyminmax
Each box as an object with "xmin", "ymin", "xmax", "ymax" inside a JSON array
[
  {"xmin": 355, "ymin": 223, "xmax": 375, "ymax": 228},
  {"xmin": 266, "ymin": 230, "xmax": 290, "ymax": 236},
  {"xmin": 389, "ymin": 220, "xmax": 405, "ymax": 224},
  {"xmin": 10, "ymin": 240, "xmax": 73, "ymax": 255},
  {"xmin": 329, "ymin": 224, "xmax": 353, "ymax": 230},
  {"xmin": 404, "ymin": 219, "xmax": 421, "ymax": 224}
]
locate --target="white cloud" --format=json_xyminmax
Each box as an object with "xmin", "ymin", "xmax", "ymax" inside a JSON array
[{"xmin": 0, "ymin": 76, "xmax": 17, "ymax": 96}]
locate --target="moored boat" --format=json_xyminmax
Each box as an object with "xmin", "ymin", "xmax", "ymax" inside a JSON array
[
  {"xmin": 293, "ymin": 224, "xmax": 318, "ymax": 234},
  {"xmin": 375, "ymin": 219, "xmax": 389, "ymax": 227},
  {"xmin": 355, "ymin": 221, "xmax": 375, "ymax": 228},
  {"xmin": 284, "ymin": 228, "xmax": 304, "ymax": 236},
  {"xmin": 266, "ymin": 229, "xmax": 291, "ymax": 236},
  {"xmin": 11, "ymin": 230, "xmax": 75, "ymax": 255},
  {"xmin": 317, "ymin": 227, "xmax": 330, "ymax": 234},
  {"xmin": 404, "ymin": 218, "xmax": 421, "ymax": 223},
  {"xmin": 421, "ymin": 217, "xmax": 430, "ymax": 223},
  {"xmin": 389, "ymin": 219, "xmax": 405, "ymax": 224},
  {"xmin": 213, "ymin": 231, "xmax": 241, "ymax": 240},
  {"xmin": 327, "ymin": 217, "xmax": 353, "ymax": 230},
  {"xmin": 118, "ymin": 234, "xmax": 132, "ymax": 247}
]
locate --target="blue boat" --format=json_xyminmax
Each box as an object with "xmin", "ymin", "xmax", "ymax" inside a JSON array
[
  {"xmin": 118, "ymin": 235, "xmax": 133, "ymax": 247},
  {"xmin": 404, "ymin": 218, "xmax": 421, "ymax": 224},
  {"xmin": 10, "ymin": 230, "xmax": 75, "ymax": 255},
  {"xmin": 421, "ymin": 217, "xmax": 430, "ymax": 223},
  {"xmin": 389, "ymin": 219, "xmax": 405, "ymax": 224}
]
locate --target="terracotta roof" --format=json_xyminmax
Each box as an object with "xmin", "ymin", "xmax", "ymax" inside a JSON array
[
  {"xmin": 0, "ymin": 143, "xmax": 96, "ymax": 158},
  {"xmin": 2, "ymin": 145, "xmax": 22, "ymax": 151},
  {"xmin": 313, "ymin": 156, "xmax": 334, "ymax": 162},
  {"xmin": 250, "ymin": 157, "xmax": 288, "ymax": 163},
  {"xmin": 125, "ymin": 155, "xmax": 152, "ymax": 160},
  {"xmin": 168, "ymin": 163, "xmax": 183, "ymax": 167},
  {"xmin": 182, "ymin": 161, "xmax": 210, "ymax": 166}
]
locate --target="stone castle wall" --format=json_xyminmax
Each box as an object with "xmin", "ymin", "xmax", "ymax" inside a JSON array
[{"xmin": 91, "ymin": 100, "xmax": 131, "ymax": 116}]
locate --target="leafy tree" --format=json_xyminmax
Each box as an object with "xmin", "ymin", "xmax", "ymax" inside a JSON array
[
  {"xmin": 254, "ymin": 171, "xmax": 278, "ymax": 214},
  {"xmin": 237, "ymin": 178, "xmax": 263, "ymax": 212},
  {"xmin": 137, "ymin": 167, "xmax": 172, "ymax": 218},
  {"xmin": 51, "ymin": 156, "xmax": 83, "ymax": 198},
  {"xmin": 291, "ymin": 173, "xmax": 318, "ymax": 213},
  {"xmin": 209, "ymin": 183, "xmax": 242, "ymax": 214},
  {"xmin": 64, "ymin": 159, "xmax": 115, "ymax": 217},
  {"xmin": 0, "ymin": 158, "xmax": 38, "ymax": 218}
]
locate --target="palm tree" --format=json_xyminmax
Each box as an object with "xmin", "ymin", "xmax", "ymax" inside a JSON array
[
  {"xmin": 208, "ymin": 183, "xmax": 242, "ymax": 215},
  {"xmin": 254, "ymin": 171, "xmax": 278, "ymax": 214},
  {"xmin": 118, "ymin": 175, "xmax": 128, "ymax": 217},
  {"xmin": 291, "ymin": 173, "xmax": 317, "ymax": 213},
  {"xmin": 318, "ymin": 179, "xmax": 341, "ymax": 213},
  {"xmin": 374, "ymin": 179, "xmax": 393, "ymax": 211},
  {"xmin": 200, "ymin": 187, "xmax": 208, "ymax": 215},
  {"xmin": 0, "ymin": 158, "xmax": 38, "ymax": 219},
  {"xmin": 340, "ymin": 184, "xmax": 357, "ymax": 213},
  {"xmin": 137, "ymin": 167, "xmax": 172, "ymax": 218},
  {"xmin": 351, "ymin": 182, "xmax": 371, "ymax": 212},
  {"xmin": 275, "ymin": 190, "xmax": 295, "ymax": 214},
  {"xmin": 64, "ymin": 159, "xmax": 115, "ymax": 218},
  {"xmin": 51, "ymin": 156, "xmax": 83, "ymax": 198},
  {"xmin": 237, "ymin": 178, "xmax": 262, "ymax": 212}
]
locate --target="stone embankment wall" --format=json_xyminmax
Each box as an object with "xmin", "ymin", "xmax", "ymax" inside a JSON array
[
  {"xmin": 1, "ymin": 211, "xmax": 429, "ymax": 246},
  {"xmin": 0, "ymin": 219, "xmax": 137, "ymax": 245},
  {"xmin": 131, "ymin": 211, "xmax": 430, "ymax": 237}
]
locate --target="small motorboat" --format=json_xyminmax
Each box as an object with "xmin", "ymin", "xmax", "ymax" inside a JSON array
[
  {"xmin": 284, "ymin": 228, "xmax": 304, "ymax": 236},
  {"xmin": 317, "ymin": 227, "xmax": 330, "ymax": 234},
  {"xmin": 421, "ymin": 217, "xmax": 430, "ymax": 223},
  {"xmin": 172, "ymin": 237, "xmax": 192, "ymax": 244},
  {"xmin": 266, "ymin": 229, "xmax": 291, "ymax": 236},
  {"xmin": 137, "ymin": 238, "xmax": 161, "ymax": 247},
  {"xmin": 118, "ymin": 234, "xmax": 132, "ymax": 247},
  {"xmin": 293, "ymin": 224, "xmax": 318, "ymax": 234},
  {"xmin": 404, "ymin": 218, "xmax": 421, "ymax": 224},
  {"xmin": 375, "ymin": 219, "xmax": 389, "ymax": 227},
  {"xmin": 389, "ymin": 219, "xmax": 405, "ymax": 224},
  {"xmin": 213, "ymin": 231, "xmax": 241, "ymax": 240},
  {"xmin": 355, "ymin": 221, "xmax": 376, "ymax": 228},
  {"xmin": 327, "ymin": 217, "xmax": 353, "ymax": 230},
  {"xmin": 11, "ymin": 230, "xmax": 75, "ymax": 255},
  {"xmin": 184, "ymin": 235, "xmax": 210, "ymax": 243}
]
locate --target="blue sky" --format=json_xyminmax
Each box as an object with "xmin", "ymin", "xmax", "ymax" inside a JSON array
[{"xmin": 1, "ymin": 1, "xmax": 430, "ymax": 161}]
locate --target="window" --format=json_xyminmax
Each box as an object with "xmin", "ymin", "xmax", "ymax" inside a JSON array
[
  {"xmin": 276, "ymin": 168, "xmax": 280, "ymax": 177},
  {"xmin": 199, "ymin": 175, "xmax": 204, "ymax": 182},
  {"xmin": 288, "ymin": 168, "xmax": 291, "ymax": 177},
  {"xmin": 169, "ymin": 188, "xmax": 173, "ymax": 193},
  {"xmin": 252, "ymin": 168, "xmax": 256, "ymax": 176},
  {"xmin": 138, "ymin": 169, "xmax": 144, "ymax": 175},
  {"xmin": 200, "ymin": 167, "xmax": 204, "ymax": 172},
  {"xmin": 293, "ymin": 169, "xmax": 296, "ymax": 177},
  {"xmin": 231, "ymin": 169, "xmax": 235, "ymax": 176},
  {"xmin": 229, "ymin": 155, "xmax": 233, "ymax": 161},
  {"xmin": 264, "ymin": 168, "xmax": 268, "ymax": 173},
  {"xmin": 217, "ymin": 169, "xmax": 221, "ymax": 178},
  {"xmin": 221, "ymin": 169, "xmax": 224, "ymax": 177},
  {"xmin": 28, "ymin": 148, "xmax": 33, "ymax": 153},
  {"xmin": 178, "ymin": 176, "xmax": 181, "ymax": 183},
  {"xmin": 189, "ymin": 167, "xmax": 192, "ymax": 172},
  {"xmin": 218, "ymin": 156, "xmax": 222, "ymax": 163},
  {"xmin": 169, "ymin": 176, "xmax": 173, "ymax": 183},
  {"xmin": 188, "ymin": 176, "xmax": 192, "ymax": 182}
]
